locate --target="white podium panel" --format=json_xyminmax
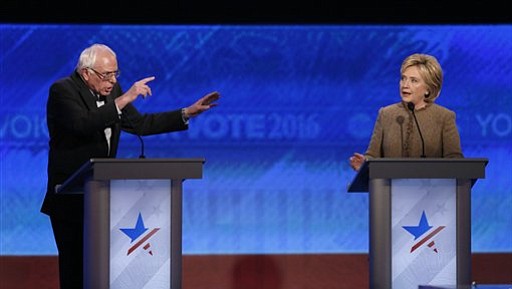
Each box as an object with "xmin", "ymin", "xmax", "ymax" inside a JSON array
[
  {"xmin": 110, "ymin": 179, "xmax": 172, "ymax": 289},
  {"xmin": 391, "ymin": 179, "xmax": 457, "ymax": 289}
]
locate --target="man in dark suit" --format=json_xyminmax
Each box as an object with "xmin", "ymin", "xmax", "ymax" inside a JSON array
[{"xmin": 40, "ymin": 43, "xmax": 220, "ymax": 289}]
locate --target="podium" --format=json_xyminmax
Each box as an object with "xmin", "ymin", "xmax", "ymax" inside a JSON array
[
  {"xmin": 57, "ymin": 158, "xmax": 205, "ymax": 289},
  {"xmin": 347, "ymin": 158, "xmax": 488, "ymax": 289}
]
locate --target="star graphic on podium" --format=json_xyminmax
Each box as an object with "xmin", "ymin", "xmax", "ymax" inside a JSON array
[
  {"xmin": 120, "ymin": 212, "xmax": 160, "ymax": 256},
  {"xmin": 402, "ymin": 210, "xmax": 445, "ymax": 253},
  {"xmin": 403, "ymin": 211, "xmax": 432, "ymax": 240},
  {"xmin": 120, "ymin": 213, "xmax": 147, "ymax": 242}
]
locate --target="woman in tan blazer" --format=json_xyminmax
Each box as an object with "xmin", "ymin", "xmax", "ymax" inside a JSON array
[{"xmin": 349, "ymin": 53, "xmax": 463, "ymax": 171}]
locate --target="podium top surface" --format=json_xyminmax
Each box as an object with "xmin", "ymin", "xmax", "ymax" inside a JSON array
[
  {"xmin": 57, "ymin": 158, "xmax": 205, "ymax": 194},
  {"xmin": 347, "ymin": 158, "xmax": 488, "ymax": 193}
]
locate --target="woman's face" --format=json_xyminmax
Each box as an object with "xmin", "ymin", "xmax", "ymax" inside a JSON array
[{"xmin": 399, "ymin": 65, "xmax": 429, "ymax": 107}]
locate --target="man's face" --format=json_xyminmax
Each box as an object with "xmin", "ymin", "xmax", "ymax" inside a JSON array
[{"xmin": 83, "ymin": 51, "xmax": 119, "ymax": 96}]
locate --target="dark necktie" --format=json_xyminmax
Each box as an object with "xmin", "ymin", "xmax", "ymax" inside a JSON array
[{"xmin": 97, "ymin": 94, "xmax": 106, "ymax": 102}]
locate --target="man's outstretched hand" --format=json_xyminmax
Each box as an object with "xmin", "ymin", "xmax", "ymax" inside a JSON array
[{"xmin": 183, "ymin": 91, "xmax": 221, "ymax": 118}]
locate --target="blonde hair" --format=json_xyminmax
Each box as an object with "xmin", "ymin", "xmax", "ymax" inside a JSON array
[{"xmin": 400, "ymin": 53, "xmax": 443, "ymax": 103}]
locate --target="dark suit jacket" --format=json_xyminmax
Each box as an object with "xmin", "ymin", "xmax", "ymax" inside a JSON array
[{"xmin": 41, "ymin": 70, "xmax": 188, "ymax": 219}]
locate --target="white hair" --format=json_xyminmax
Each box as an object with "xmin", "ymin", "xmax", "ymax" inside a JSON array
[{"xmin": 75, "ymin": 43, "xmax": 116, "ymax": 71}]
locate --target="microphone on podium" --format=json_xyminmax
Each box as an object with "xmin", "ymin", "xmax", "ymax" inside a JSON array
[
  {"xmin": 396, "ymin": 115, "xmax": 405, "ymax": 155},
  {"xmin": 406, "ymin": 102, "xmax": 426, "ymax": 158},
  {"xmin": 134, "ymin": 132, "xmax": 146, "ymax": 159},
  {"xmin": 123, "ymin": 114, "xmax": 146, "ymax": 159}
]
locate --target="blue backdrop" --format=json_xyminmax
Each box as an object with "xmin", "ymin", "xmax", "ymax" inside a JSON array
[{"xmin": 1, "ymin": 24, "xmax": 511, "ymax": 255}]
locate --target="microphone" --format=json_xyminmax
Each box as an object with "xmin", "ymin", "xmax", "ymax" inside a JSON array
[
  {"xmin": 134, "ymin": 133, "xmax": 146, "ymax": 159},
  {"xmin": 396, "ymin": 115, "xmax": 405, "ymax": 156},
  {"xmin": 123, "ymin": 113, "xmax": 146, "ymax": 159},
  {"xmin": 406, "ymin": 102, "xmax": 426, "ymax": 158}
]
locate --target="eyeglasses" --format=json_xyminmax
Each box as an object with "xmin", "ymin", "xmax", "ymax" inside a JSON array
[{"xmin": 88, "ymin": 67, "xmax": 120, "ymax": 80}]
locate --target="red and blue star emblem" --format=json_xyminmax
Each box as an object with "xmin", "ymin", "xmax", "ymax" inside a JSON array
[
  {"xmin": 120, "ymin": 212, "xmax": 160, "ymax": 256},
  {"xmin": 402, "ymin": 210, "xmax": 445, "ymax": 253}
]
